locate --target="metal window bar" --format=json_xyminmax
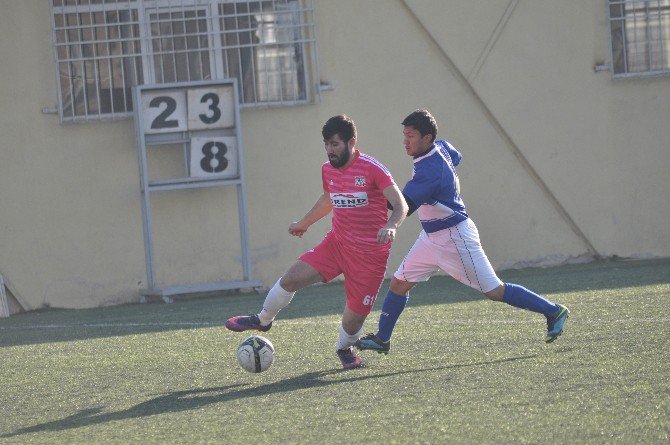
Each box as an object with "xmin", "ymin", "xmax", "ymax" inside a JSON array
[
  {"xmin": 147, "ymin": 9, "xmax": 211, "ymax": 83},
  {"xmin": 608, "ymin": 0, "xmax": 670, "ymax": 78},
  {"xmin": 659, "ymin": 1, "xmax": 668, "ymax": 68},
  {"xmin": 217, "ymin": 1, "xmax": 310, "ymax": 104},
  {"xmin": 51, "ymin": 0, "xmax": 317, "ymax": 122},
  {"xmin": 52, "ymin": 4, "xmax": 143, "ymax": 121}
]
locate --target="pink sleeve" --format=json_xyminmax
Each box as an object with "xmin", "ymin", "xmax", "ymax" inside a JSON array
[
  {"xmin": 372, "ymin": 163, "xmax": 395, "ymax": 191},
  {"xmin": 321, "ymin": 164, "xmax": 329, "ymax": 192}
]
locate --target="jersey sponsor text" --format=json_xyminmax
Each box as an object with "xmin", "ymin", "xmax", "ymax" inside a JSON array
[{"xmin": 330, "ymin": 192, "xmax": 368, "ymax": 208}]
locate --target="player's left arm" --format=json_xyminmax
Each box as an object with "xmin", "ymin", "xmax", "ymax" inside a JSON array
[
  {"xmin": 288, "ymin": 190, "xmax": 332, "ymax": 238},
  {"xmin": 378, "ymin": 184, "xmax": 408, "ymax": 244}
]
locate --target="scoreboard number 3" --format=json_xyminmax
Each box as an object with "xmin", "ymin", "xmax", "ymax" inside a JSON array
[
  {"xmin": 187, "ymin": 86, "xmax": 235, "ymax": 130},
  {"xmin": 189, "ymin": 136, "xmax": 238, "ymax": 179}
]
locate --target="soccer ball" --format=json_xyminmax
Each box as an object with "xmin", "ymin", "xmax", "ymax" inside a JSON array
[{"xmin": 236, "ymin": 335, "xmax": 275, "ymax": 373}]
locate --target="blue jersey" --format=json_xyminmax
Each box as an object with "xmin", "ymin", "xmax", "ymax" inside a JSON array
[{"xmin": 402, "ymin": 140, "xmax": 468, "ymax": 233}]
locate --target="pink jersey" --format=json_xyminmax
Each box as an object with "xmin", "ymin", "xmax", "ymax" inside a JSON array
[{"xmin": 322, "ymin": 150, "xmax": 396, "ymax": 253}]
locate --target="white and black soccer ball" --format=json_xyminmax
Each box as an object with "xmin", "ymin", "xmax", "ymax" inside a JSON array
[{"xmin": 236, "ymin": 335, "xmax": 275, "ymax": 373}]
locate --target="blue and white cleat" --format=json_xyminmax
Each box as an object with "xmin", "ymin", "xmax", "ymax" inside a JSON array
[
  {"xmin": 545, "ymin": 304, "xmax": 570, "ymax": 343},
  {"xmin": 354, "ymin": 333, "xmax": 391, "ymax": 354},
  {"xmin": 225, "ymin": 314, "xmax": 272, "ymax": 332}
]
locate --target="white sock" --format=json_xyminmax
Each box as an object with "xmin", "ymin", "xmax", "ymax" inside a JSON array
[
  {"xmin": 258, "ymin": 279, "xmax": 295, "ymax": 326},
  {"xmin": 335, "ymin": 324, "xmax": 363, "ymax": 351}
]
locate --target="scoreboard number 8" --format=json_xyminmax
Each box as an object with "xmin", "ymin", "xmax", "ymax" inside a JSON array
[
  {"xmin": 190, "ymin": 136, "xmax": 238, "ymax": 179},
  {"xmin": 200, "ymin": 141, "xmax": 228, "ymax": 173}
]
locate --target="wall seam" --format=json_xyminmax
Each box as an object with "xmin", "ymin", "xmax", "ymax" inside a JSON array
[
  {"xmin": 468, "ymin": 0, "xmax": 519, "ymax": 81},
  {"xmin": 401, "ymin": 0, "xmax": 601, "ymax": 259}
]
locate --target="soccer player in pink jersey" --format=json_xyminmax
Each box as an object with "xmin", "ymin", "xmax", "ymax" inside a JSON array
[{"xmin": 226, "ymin": 115, "xmax": 408, "ymax": 369}]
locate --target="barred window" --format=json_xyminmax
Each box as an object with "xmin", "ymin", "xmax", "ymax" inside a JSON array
[
  {"xmin": 50, "ymin": 0, "xmax": 317, "ymax": 122},
  {"xmin": 608, "ymin": 0, "xmax": 670, "ymax": 77},
  {"xmin": 149, "ymin": 9, "xmax": 211, "ymax": 84}
]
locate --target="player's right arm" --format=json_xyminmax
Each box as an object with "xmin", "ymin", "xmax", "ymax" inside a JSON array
[
  {"xmin": 402, "ymin": 162, "xmax": 442, "ymax": 210},
  {"xmin": 288, "ymin": 191, "xmax": 332, "ymax": 238}
]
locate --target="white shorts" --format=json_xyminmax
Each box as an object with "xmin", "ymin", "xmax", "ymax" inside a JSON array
[{"xmin": 394, "ymin": 218, "xmax": 503, "ymax": 293}]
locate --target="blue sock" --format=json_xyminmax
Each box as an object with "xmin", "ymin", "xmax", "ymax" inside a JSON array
[
  {"xmin": 377, "ymin": 290, "xmax": 409, "ymax": 342},
  {"xmin": 502, "ymin": 283, "xmax": 558, "ymax": 317}
]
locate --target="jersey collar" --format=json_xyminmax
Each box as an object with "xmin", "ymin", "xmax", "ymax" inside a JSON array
[
  {"xmin": 413, "ymin": 144, "xmax": 436, "ymax": 162},
  {"xmin": 339, "ymin": 149, "xmax": 360, "ymax": 171}
]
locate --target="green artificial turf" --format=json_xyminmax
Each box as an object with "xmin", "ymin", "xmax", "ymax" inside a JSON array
[{"xmin": 0, "ymin": 259, "xmax": 668, "ymax": 444}]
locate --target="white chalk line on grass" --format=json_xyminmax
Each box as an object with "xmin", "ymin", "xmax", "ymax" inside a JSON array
[
  {"xmin": 0, "ymin": 318, "xmax": 668, "ymax": 331},
  {"xmin": 0, "ymin": 321, "xmax": 217, "ymax": 330}
]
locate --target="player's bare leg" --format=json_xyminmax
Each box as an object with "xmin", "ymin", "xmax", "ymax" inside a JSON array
[
  {"xmin": 484, "ymin": 284, "xmax": 505, "ymax": 301},
  {"xmin": 258, "ymin": 260, "xmax": 323, "ymax": 325},
  {"xmin": 225, "ymin": 260, "xmax": 323, "ymax": 332},
  {"xmin": 340, "ymin": 305, "xmax": 366, "ymax": 339},
  {"xmin": 277, "ymin": 260, "xmax": 324, "ymax": 292},
  {"xmin": 390, "ymin": 277, "xmax": 416, "ymax": 296},
  {"xmin": 355, "ymin": 277, "xmax": 416, "ymax": 354}
]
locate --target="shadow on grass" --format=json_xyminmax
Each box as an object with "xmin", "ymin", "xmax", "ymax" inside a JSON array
[
  {"xmin": 1, "ymin": 353, "xmax": 537, "ymax": 438},
  {"xmin": 0, "ymin": 258, "xmax": 668, "ymax": 348}
]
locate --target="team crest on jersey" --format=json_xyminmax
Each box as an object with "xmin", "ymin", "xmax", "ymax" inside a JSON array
[
  {"xmin": 330, "ymin": 192, "xmax": 368, "ymax": 208},
  {"xmin": 354, "ymin": 176, "xmax": 366, "ymax": 187}
]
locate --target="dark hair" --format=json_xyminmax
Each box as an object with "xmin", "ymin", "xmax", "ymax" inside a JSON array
[
  {"xmin": 322, "ymin": 115, "xmax": 357, "ymax": 142},
  {"xmin": 402, "ymin": 109, "xmax": 438, "ymax": 142}
]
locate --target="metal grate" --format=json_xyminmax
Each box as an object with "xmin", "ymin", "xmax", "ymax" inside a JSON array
[
  {"xmin": 50, "ymin": 0, "xmax": 317, "ymax": 122},
  {"xmin": 148, "ymin": 8, "xmax": 212, "ymax": 84},
  {"xmin": 608, "ymin": 0, "xmax": 670, "ymax": 77}
]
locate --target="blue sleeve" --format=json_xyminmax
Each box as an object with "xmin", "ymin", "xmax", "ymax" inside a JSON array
[{"xmin": 402, "ymin": 163, "xmax": 441, "ymax": 207}]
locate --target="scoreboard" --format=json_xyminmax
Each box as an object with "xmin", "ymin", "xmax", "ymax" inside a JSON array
[{"xmin": 132, "ymin": 80, "xmax": 261, "ymax": 301}]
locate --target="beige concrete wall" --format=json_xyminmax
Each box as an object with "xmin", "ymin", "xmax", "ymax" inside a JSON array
[{"xmin": 0, "ymin": 0, "xmax": 668, "ymax": 309}]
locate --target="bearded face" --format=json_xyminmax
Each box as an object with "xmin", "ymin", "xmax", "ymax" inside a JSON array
[
  {"xmin": 324, "ymin": 134, "xmax": 354, "ymax": 168},
  {"xmin": 328, "ymin": 147, "xmax": 351, "ymax": 168}
]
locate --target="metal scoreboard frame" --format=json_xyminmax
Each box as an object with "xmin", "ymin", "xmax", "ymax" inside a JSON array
[{"xmin": 132, "ymin": 79, "xmax": 262, "ymax": 300}]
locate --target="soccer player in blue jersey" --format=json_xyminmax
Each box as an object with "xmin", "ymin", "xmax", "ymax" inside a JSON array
[{"xmin": 355, "ymin": 109, "xmax": 569, "ymax": 354}]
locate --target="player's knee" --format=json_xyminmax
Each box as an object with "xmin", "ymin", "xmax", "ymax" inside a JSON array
[
  {"xmin": 278, "ymin": 276, "xmax": 300, "ymax": 293},
  {"xmin": 484, "ymin": 284, "xmax": 505, "ymax": 301},
  {"xmin": 390, "ymin": 277, "xmax": 414, "ymax": 296},
  {"xmin": 279, "ymin": 262, "xmax": 322, "ymax": 292}
]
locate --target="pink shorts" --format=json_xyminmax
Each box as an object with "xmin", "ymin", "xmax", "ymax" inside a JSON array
[{"xmin": 300, "ymin": 231, "xmax": 389, "ymax": 316}]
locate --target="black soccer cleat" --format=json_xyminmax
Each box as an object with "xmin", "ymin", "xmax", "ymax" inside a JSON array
[{"xmin": 225, "ymin": 314, "xmax": 272, "ymax": 332}]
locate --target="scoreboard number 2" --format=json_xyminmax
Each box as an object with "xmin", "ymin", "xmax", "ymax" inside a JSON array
[
  {"xmin": 189, "ymin": 136, "xmax": 238, "ymax": 179},
  {"xmin": 141, "ymin": 89, "xmax": 187, "ymax": 134}
]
